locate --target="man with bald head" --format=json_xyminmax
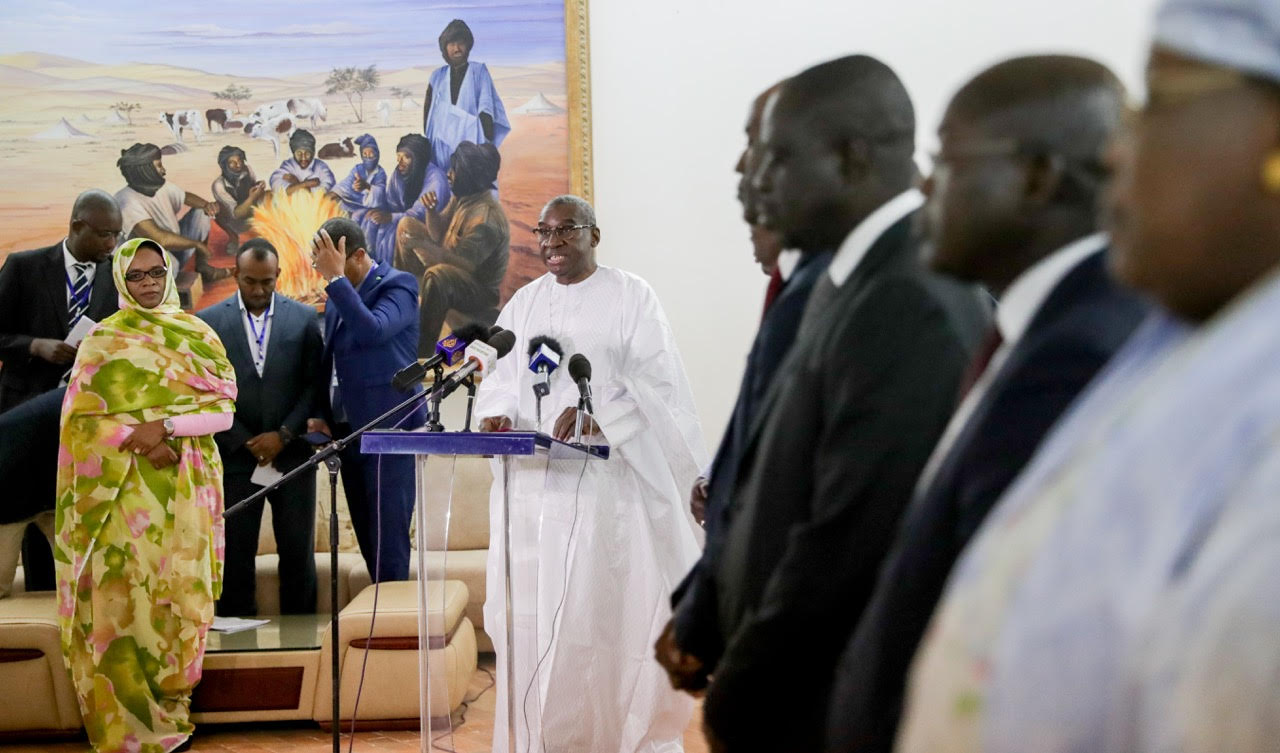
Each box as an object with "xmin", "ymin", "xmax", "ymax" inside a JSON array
[
  {"xmin": 689, "ymin": 55, "xmax": 989, "ymax": 752},
  {"xmin": 895, "ymin": 3, "xmax": 1280, "ymax": 751},
  {"xmin": 0, "ymin": 189, "xmax": 122, "ymax": 592},
  {"xmin": 656, "ymin": 78, "xmax": 836, "ymax": 697},
  {"xmin": 822, "ymin": 55, "xmax": 1147, "ymax": 753}
]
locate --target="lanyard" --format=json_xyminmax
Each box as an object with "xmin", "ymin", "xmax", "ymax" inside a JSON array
[
  {"xmin": 245, "ymin": 299, "xmax": 272, "ymax": 369},
  {"xmin": 65, "ymin": 265, "xmax": 91, "ymax": 309}
]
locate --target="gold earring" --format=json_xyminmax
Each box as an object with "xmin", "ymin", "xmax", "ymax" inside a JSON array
[{"xmin": 1262, "ymin": 151, "xmax": 1280, "ymax": 193}]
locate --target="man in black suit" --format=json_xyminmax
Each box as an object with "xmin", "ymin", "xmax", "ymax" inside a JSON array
[
  {"xmin": 0, "ymin": 189, "xmax": 122, "ymax": 592},
  {"xmin": 822, "ymin": 56, "xmax": 1149, "ymax": 753},
  {"xmin": 0, "ymin": 387, "xmax": 65, "ymax": 598},
  {"xmin": 655, "ymin": 80, "xmax": 835, "ymax": 689},
  {"xmin": 691, "ymin": 56, "xmax": 990, "ymax": 752},
  {"xmin": 198, "ymin": 239, "xmax": 323, "ymax": 616}
]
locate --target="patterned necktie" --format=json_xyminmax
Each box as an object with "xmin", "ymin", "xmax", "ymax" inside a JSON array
[{"xmin": 68, "ymin": 262, "xmax": 93, "ymax": 329}]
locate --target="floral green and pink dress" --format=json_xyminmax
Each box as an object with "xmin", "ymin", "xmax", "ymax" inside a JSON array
[{"xmin": 55, "ymin": 238, "xmax": 237, "ymax": 753}]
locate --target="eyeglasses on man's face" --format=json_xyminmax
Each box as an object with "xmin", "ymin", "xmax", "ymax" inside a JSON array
[
  {"xmin": 124, "ymin": 266, "xmax": 167, "ymax": 283},
  {"xmin": 532, "ymin": 224, "xmax": 594, "ymax": 242}
]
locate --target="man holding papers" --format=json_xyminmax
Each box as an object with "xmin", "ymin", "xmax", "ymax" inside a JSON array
[{"xmin": 0, "ymin": 188, "xmax": 123, "ymax": 592}]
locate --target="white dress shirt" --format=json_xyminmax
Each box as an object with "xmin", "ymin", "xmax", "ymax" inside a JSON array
[
  {"xmin": 914, "ymin": 232, "xmax": 1108, "ymax": 494},
  {"xmin": 238, "ymin": 291, "xmax": 275, "ymax": 377},
  {"xmin": 828, "ymin": 188, "xmax": 925, "ymax": 287},
  {"xmin": 61, "ymin": 240, "xmax": 96, "ymax": 308}
]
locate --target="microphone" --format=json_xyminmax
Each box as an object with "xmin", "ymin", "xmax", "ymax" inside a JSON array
[
  {"xmin": 527, "ymin": 336, "xmax": 564, "ymax": 399},
  {"xmin": 436, "ymin": 328, "xmax": 517, "ymax": 401},
  {"xmin": 569, "ymin": 353, "xmax": 593, "ymax": 414},
  {"xmin": 392, "ymin": 321, "xmax": 492, "ymax": 392}
]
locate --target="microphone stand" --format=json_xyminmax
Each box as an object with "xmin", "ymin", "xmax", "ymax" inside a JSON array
[
  {"xmin": 573, "ymin": 395, "xmax": 592, "ymax": 445},
  {"xmin": 223, "ymin": 383, "xmax": 435, "ymax": 753},
  {"xmin": 463, "ymin": 376, "xmax": 477, "ymax": 432},
  {"xmin": 425, "ymin": 364, "xmax": 445, "ymax": 432}
]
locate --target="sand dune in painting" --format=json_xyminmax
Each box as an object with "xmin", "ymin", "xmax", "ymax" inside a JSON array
[{"xmin": 0, "ymin": 52, "xmax": 568, "ymax": 307}]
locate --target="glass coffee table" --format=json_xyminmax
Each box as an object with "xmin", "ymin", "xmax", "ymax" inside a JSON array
[{"xmin": 194, "ymin": 613, "xmax": 332, "ymax": 721}]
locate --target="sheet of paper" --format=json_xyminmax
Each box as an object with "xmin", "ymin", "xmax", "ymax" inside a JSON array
[
  {"xmin": 250, "ymin": 463, "xmax": 284, "ymax": 487},
  {"xmin": 211, "ymin": 616, "xmax": 270, "ymax": 634},
  {"xmin": 64, "ymin": 316, "xmax": 96, "ymax": 347}
]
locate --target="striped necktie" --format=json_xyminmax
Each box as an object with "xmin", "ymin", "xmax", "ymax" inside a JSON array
[{"xmin": 68, "ymin": 262, "xmax": 93, "ymax": 329}]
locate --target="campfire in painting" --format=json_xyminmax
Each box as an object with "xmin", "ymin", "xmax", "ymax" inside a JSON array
[{"xmin": 250, "ymin": 190, "xmax": 346, "ymax": 304}]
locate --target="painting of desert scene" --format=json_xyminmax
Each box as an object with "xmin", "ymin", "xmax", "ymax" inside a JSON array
[{"xmin": 0, "ymin": 0, "xmax": 571, "ymax": 314}]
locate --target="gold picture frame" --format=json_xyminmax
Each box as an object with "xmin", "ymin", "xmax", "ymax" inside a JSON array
[{"xmin": 565, "ymin": 0, "xmax": 595, "ymax": 202}]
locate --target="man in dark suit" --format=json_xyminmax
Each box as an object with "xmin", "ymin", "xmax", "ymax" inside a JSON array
[
  {"xmin": 822, "ymin": 56, "xmax": 1149, "ymax": 753},
  {"xmin": 0, "ymin": 189, "xmax": 122, "ymax": 592},
  {"xmin": 0, "ymin": 387, "xmax": 65, "ymax": 598},
  {"xmin": 198, "ymin": 239, "xmax": 323, "ymax": 616},
  {"xmin": 655, "ymin": 80, "xmax": 835, "ymax": 688},
  {"xmin": 311, "ymin": 217, "xmax": 424, "ymax": 582},
  {"xmin": 692, "ymin": 56, "xmax": 990, "ymax": 753}
]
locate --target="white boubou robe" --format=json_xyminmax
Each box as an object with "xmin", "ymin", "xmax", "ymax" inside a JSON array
[{"xmin": 474, "ymin": 266, "xmax": 707, "ymax": 753}]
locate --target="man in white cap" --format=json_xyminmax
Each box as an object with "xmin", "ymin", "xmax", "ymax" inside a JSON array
[{"xmin": 897, "ymin": 2, "xmax": 1280, "ymax": 752}]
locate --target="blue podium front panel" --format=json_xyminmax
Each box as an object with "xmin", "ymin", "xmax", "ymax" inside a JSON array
[{"xmin": 360, "ymin": 430, "xmax": 609, "ymax": 460}]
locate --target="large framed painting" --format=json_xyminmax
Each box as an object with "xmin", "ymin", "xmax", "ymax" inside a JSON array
[{"xmin": 0, "ymin": 0, "xmax": 593, "ymax": 325}]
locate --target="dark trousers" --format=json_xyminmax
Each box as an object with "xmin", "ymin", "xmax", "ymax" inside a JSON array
[
  {"xmin": 217, "ymin": 469, "xmax": 318, "ymax": 616},
  {"xmin": 1, "ymin": 387, "xmax": 54, "ymax": 592},
  {"xmin": 336, "ymin": 423, "xmax": 414, "ymax": 582}
]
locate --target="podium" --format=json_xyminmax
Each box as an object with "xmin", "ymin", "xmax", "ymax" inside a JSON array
[{"xmin": 361, "ymin": 431, "xmax": 609, "ymax": 753}]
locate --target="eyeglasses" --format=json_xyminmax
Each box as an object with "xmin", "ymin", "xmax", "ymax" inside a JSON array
[
  {"xmin": 124, "ymin": 267, "xmax": 167, "ymax": 282},
  {"xmin": 532, "ymin": 224, "xmax": 594, "ymax": 242}
]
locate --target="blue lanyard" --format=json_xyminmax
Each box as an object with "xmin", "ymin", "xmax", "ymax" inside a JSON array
[
  {"xmin": 245, "ymin": 299, "xmax": 272, "ymax": 367},
  {"xmin": 64, "ymin": 265, "xmax": 91, "ymax": 309}
]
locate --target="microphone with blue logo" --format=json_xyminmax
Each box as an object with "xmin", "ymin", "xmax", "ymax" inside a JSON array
[{"xmin": 527, "ymin": 335, "xmax": 564, "ymax": 428}]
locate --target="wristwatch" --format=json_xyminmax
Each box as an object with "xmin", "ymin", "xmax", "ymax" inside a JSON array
[
  {"xmin": 162, "ymin": 418, "xmax": 175, "ymax": 437},
  {"xmin": 278, "ymin": 425, "xmax": 295, "ymax": 445},
  {"xmin": 326, "ymin": 273, "xmax": 344, "ymax": 286}
]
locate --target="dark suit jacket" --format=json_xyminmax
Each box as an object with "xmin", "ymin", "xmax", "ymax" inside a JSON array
[
  {"xmin": 702, "ymin": 211, "xmax": 991, "ymax": 751},
  {"xmin": 0, "ymin": 243, "xmax": 118, "ymax": 409},
  {"xmin": 822, "ymin": 249, "xmax": 1148, "ymax": 753},
  {"xmin": 0, "ymin": 386, "xmax": 66, "ymax": 523},
  {"xmin": 320, "ymin": 261, "xmax": 424, "ymax": 428},
  {"xmin": 671, "ymin": 250, "xmax": 833, "ymax": 660},
  {"xmin": 197, "ymin": 294, "xmax": 324, "ymax": 476}
]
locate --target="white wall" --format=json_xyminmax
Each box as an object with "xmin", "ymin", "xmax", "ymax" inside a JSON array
[{"xmin": 587, "ymin": 0, "xmax": 1160, "ymax": 449}]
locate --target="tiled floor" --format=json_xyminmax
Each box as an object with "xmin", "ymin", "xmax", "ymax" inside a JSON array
[{"xmin": 1, "ymin": 657, "xmax": 710, "ymax": 753}]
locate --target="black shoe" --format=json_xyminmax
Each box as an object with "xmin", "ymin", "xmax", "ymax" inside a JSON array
[{"xmin": 173, "ymin": 736, "xmax": 194, "ymax": 752}]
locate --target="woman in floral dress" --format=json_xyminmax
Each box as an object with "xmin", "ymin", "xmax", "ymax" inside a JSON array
[{"xmin": 55, "ymin": 238, "xmax": 237, "ymax": 753}]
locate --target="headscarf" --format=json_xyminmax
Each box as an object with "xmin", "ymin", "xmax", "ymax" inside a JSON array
[
  {"xmin": 217, "ymin": 145, "xmax": 254, "ymax": 204},
  {"xmin": 117, "ymin": 143, "xmax": 165, "ymax": 197},
  {"xmin": 56, "ymin": 237, "xmax": 237, "ymax": 596},
  {"xmin": 1156, "ymin": 0, "xmax": 1280, "ymax": 84},
  {"xmin": 449, "ymin": 141, "xmax": 501, "ymax": 197},
  {"xmin": 389, "ymin": 133, "xmax": 433, "ymax": 208},
  {"xmin": 438, "ymin": 19, "xmax": 474, "ymax": 63},
  {"xmin": 355, "ymin": 133, "xmax": 380, "ymax": 178},
  {"xmin": 289, "ymin": 129, "xmax": 316, "ymax": 155}
]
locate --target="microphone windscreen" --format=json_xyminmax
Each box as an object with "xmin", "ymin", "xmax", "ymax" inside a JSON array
[
  {"xmin": 488, "ymin": 324, "xmax": 504, "ymax": 338},
  {"xmin": 527, "ymin": 334, "xmax": 565, "ymax": 359},
  {"xmin": 489, "ymin": 329, "xmax": 517, "ymax": 358},
  {"xmin": 568, "ymin": 353, "xmax": 592, "ymax": 382},
  {"xmin": 449, "ymin": 321, "xmax": 493, "ymax": 345}
]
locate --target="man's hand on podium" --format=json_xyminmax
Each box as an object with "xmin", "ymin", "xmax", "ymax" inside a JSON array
[
  {"xmin": 479, "ymin": 415, "xmax": 513, "ymax": 432},
  {"xmin": 552, "ymin": 407, "xmax": 600, "ymax": 442}
]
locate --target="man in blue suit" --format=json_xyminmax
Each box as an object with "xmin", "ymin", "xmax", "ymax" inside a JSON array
[
  {"xmin": 198, "ymin": 239, "xmax": 324, "ymax": 616},
  {"xmin": 823, "ymin": 56, "xmax": 1148, "ymax": 753},
  {"xmin": 312, "ymin": 217, "xmax": 424, "ymax": 582}
]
